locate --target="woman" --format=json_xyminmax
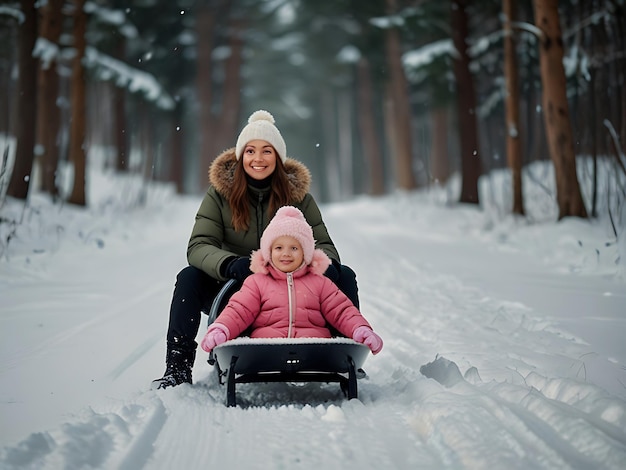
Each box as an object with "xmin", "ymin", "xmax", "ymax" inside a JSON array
[{"xmin": 152, "ymin": 110, "xmax": 360, "ymax": 389}]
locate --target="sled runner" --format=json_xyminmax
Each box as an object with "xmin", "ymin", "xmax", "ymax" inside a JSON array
[{"xmin": 206, "ymin": 279, "xmax": 370, "ymax": 407}]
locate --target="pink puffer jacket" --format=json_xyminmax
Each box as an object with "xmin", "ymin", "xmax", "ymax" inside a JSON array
[{"xmin": 213, "ymin": 250, "xmax": 372, "ymax": 340}]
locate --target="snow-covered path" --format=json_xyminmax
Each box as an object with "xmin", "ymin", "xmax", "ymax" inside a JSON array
[{"xmin": 1, "ymin": 185, "xmax": 625, "ymax": 469}]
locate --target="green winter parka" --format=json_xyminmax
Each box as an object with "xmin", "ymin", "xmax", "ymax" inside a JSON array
[{"xmin": 187, "ymin": 148, "xmax": 340, "ymax": 280}]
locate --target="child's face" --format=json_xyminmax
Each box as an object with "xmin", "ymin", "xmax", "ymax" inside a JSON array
[{"xmin": 271, "ymin": 236, "xmax": 304, "ymax": 273}]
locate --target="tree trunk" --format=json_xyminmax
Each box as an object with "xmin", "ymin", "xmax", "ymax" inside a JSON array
[
  {"xmin": 588, "ymin": 8, "xmax": 599, "ymax": 218},
  {"xmin": 356, "ymin": 57, "xmax": 385, "ymax": 195},
  {"xmin": 195, "ymin": 2, "xmax": 221, "ymax": 190},
  {"xmin": 532, "ymin": 0, "xmax": 587, "ymax": 219},
  {"xmin": 337, "ymin": 90, "xmax": 353, "ymax": 199},
  {"xmin": 171, "ymin": 104, "xmax": 185, "ymax": 194},
  {"xmin": 138, "ymin": 101, "xmax": 153, "ymax": 206},
  {"xmin": 37, "ymin": 0, "xmax": 64, "ymax": 197},
  {"xmin": 213, "ymin": 17, "xmax": 243, "ymax": 161},
  {"xmin": 589, "ymin": 67, "xmax": 598, "ymax": 218},
  {"xmin": 6, "ymin": 0, "xmax": 38, "ymax": 200},
  {"xmin": 430, "ymin": 106, "xmax": 450, "ymax": 185},
  {"xmin": 113, "ymin": 36, "xmax": 128, "ymax": 172},
  {"xmin": 0, "ymin": 23, "xmax": 16, "ymax": 138},
  {"xmin": 609, "ymin": 4, "xmax": 626, "ymax": 152},
  {"xmin": 321, "ymin": 89, "xmax": 341, "ymax": 202},
  {"xmin": 384, "ymin": 0, "xmax": 416, "ymax": 191},
  {"xmin": 451, "ymin": 0, "xmax": 482, "ymax": 204},
  {"xmin": 68, "ymin": 0, "xmax": 87, "ymax": 206},
  {"xmin": 503, "ymin": 0, "xmax": 524, "ymax": 215}
]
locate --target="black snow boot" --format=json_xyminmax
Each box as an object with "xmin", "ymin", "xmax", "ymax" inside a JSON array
[{"xmin": 151, "ymin": 345, "xmax": 196, "ymax": 390}]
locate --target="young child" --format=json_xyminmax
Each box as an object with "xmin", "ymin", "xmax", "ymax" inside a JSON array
[{"xmin": 200, "ymin": 206, "xmax": 383, "ymax": 354}]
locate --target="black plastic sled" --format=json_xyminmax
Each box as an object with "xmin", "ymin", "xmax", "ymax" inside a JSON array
[{"xmin": 206, "ymin": 279, "xmax": 371, "ymax": 407}]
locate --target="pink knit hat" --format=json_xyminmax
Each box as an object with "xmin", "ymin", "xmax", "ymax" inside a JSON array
[{"xmin": 250, "ymin": 206, "xmax": 331, "ymax": 275}]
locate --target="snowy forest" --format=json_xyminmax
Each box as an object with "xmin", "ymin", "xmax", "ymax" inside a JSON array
[
  {"xmin": 2, "ymin": 2, "xmax": 626, "ymax": 468},
  {"xmin": 0, "ymin": 0, "xmax": 625, "ymax": 219}
]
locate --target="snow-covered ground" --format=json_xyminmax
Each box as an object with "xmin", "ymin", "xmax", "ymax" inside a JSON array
[{"xmin": 1, "ymin": 159, "xmax": 625, "ymax": 469}]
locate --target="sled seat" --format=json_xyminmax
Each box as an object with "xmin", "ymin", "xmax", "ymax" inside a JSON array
[{"xmin": 205, "ymin": 279, "xmax": 370, "ymax": 407}]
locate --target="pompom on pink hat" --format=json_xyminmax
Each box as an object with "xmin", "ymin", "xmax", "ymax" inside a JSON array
[{"xmin": 250, "ymin": 206, "xmax": 331, "ymax": 275}]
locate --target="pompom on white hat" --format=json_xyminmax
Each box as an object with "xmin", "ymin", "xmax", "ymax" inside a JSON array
[
  {"xmin": 235, "ymin": 110, "xmax": 287, "ymax": 162},
  {"xmin": 250, "ymin": 206, "xmax": 331, "ymax": 275}
]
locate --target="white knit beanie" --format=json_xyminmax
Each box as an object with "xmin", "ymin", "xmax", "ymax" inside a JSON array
[{"xmin": 235, "ymin": 110, "xmax": 287, "ymax": 162}]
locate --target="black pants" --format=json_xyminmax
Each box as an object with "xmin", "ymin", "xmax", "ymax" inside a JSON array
[{"xmin": 166, "ymin": 264, "xmax": 360, "ymax": 349}]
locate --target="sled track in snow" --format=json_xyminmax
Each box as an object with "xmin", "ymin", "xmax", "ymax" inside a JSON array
[
  {"xmin": 4, "ymin": 357, "xmax": 623, "ymax": 470},
  {"xmin": 325, "ymin": 213, "xmax": 626, "ymax": 468},
  {"xmin": 416, "ymin": 360, "xmax": 626, "ymax": 468},
  {"xmin": 0, "ymin": 281, "xmax": 167, "ymax": 374},
  {"xmin": 2, "ymin": 201, "xmax": 626, "ymax": 469}
]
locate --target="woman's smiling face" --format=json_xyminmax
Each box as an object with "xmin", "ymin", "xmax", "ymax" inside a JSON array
[{"xmin": 242, "ymin": 140, "xmax": 277, "ymax": 180}]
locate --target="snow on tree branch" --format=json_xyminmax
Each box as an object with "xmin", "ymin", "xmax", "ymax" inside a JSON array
[
  {"xmin": 402, "ymin": 39, "xmax": 456, "ymax": 69},
  {"xmin": 0, "ymin": 6, "xmax": 23, "ymax": 23},
  {"xmin": 511, "ymin": 21, "xmax": 542, "ymax": 39},
  {"xmin": 33, "ymin": 38, "xmax": 60, "ymax": 70},
  {"xmin": 84, "ymin": 47, "xmax": 175, "ymax": 110},
  {"xmin": 84, "ymin": 1, "xmax": 138, "ymax": 38}
]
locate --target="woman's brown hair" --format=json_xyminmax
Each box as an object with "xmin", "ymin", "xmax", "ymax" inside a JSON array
[{"xmin": 229, "ymin": 157, "xmax": 293, "ymax": 231}]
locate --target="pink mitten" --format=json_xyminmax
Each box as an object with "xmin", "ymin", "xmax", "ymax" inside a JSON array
[
  {"xmin": 353, "ymin": 326, "xmax": 383, "ymax": 355},
  {"xmin": 200, "ymin": 324, "xmax": 229, "ymax": 352}
]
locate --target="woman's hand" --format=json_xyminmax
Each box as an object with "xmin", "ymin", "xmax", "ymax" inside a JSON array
[
  {"xmin": 226, "ymin": 257, "xmax": 252, "ymax": 281},
  {"xmin": 323, "ymin": 261, "xmax": 340, "ymax": 282}
]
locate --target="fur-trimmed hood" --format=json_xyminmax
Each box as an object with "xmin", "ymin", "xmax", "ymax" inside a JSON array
[{"xmin": 208, "ymin": 148, "xmax": 311, "ymax": 202}]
